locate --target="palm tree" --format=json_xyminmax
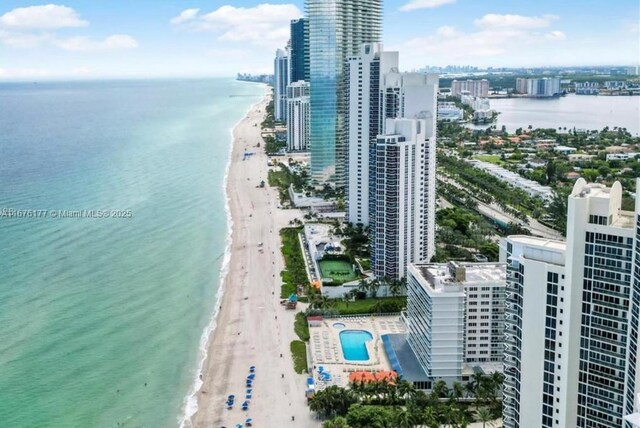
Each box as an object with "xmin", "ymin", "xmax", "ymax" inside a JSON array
[
  {"xmin": 392, "ymin": 408, "xmax": 412, "ymax": 428},
  {"xmin": 397, "ymin": 380, "xmax": 418, "ymax": 403},
  {"xmin": 450, "ymin": 381, "xmax": 464, "ymax": 400},
  {"xmin": 357, "ymin": 278, "xmax": 369, "ymax": 296},
  {"xmin": 322, "ymin": 417, "xmax": 350, "ymax": 428},
  {"xmin": 423, "ymin": 407, "xmax": 440, "ymax": 428},
  {"xmin": 388, "ymin": 279, "xmax": 400, "ymax": 297},
  {"xmin": 369, "ymin": 277, "xmax": 381, "ymax": 298},
  {"xmin": 431, "ymin": 380, "xmax": 449, "ymax": 399},
  {"xmin": 475, "ymin": 407, "xmax": 494, "ymax": 428},
  {"xmin": 467, "ymin": 372, "xmax": 485, "ymax": 399}
]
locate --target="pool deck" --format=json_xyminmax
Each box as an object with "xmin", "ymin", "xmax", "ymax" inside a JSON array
[{"xmin": 308, "ymin": 315, "xmax": 406, "ymax": 389}]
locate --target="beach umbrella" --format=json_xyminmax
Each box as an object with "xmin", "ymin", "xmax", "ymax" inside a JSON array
[
  {"xmin": 246, "ymin": 418, "xmax": 253, "ymax": 426},
  {"xmin": 250, "ymin": 366, "xmax": 256, "ymax": 371},
  {"xmin": 246, "ymin": 389, "xmax": 252, "ymax": 393},
  {"xmin": 246, "ymin": 394, "xmax": 252, "ymax": 399},
  {"xmin": 228, "ymin": 394, "xmax": 235, "ymax": 399},
  {"xmin": 248, "ymin": 374, "xmax": 255, "ymax": 379}
]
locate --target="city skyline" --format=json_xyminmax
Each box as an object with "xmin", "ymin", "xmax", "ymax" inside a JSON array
[{"xmin": 0, "ymin": 0, "xmax": 638, "ymax": 80}]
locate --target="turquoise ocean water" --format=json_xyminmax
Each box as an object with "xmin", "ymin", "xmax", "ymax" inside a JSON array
[{"xmin": 0, "ymin": 79, "xmax": 265, "ymax": 427}]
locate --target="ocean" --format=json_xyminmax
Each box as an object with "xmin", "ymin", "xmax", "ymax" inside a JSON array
[{"xmin": 0, "ymin": 79, "xmax": 265, "ymax": 427}]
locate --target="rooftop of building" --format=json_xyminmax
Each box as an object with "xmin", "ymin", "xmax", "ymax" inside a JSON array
[
  {"xmin": 411, "ymin": 261, "xmax": 506, "ymax": 292},
  {"xmin": 570, "ymin": 179, "xmax": 637, "ymax": 229},
  {"xmin": 506, "ymin": 235, "xmax": 567, "ymax": 252}
]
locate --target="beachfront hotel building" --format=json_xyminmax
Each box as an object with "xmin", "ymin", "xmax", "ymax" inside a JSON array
[
  {"xmin": 286, "ymin": 81, "xmax": 310, "ymax": 151},
  {"xmin": 402, "ymin": 262, "xmax": 506, "ymax": 386},
  {"xmin": 274, "ymin": 48, "xmax": 290, "ymax": 122},
  {"xmin": 501, "ymin": 178, "xmax": 640, "ymax": 428},
  {"xmin": 307, "ymin": 0, "xmax": 382, "ymax": 184},
  {"xmin": 451, "ymin": 79, "xmax": 489, "ymax": 98},
  {"xmin": 289, "ymin": 18, "xmax": 309, "ymax": 83},
  {"xmin": 345, "ymin": 43, "xmax": 398, "ymax": 225}
]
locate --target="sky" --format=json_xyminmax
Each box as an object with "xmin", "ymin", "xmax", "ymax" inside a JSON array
[{"xmin": 0, "ymin": 0, "xmax": 638, "ymax": 79}]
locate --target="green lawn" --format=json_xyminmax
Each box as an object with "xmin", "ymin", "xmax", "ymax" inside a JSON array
[
  {"xmin": 290, "ymin": 340, "xmax": 308, "ymax": 374},
  {"xmin": 333, "ymin": 297, "xmax": 407, "ymax": 315},
  {"xmin": 318, "ymin": 259, "xmax": 358, "ymax": 284},
  {"xmin": 357, "ymin": 258, "xmax": 371, "ymax": 272},
  {"xmin": 474, "ymin": 154, "xmax": 503, "ymax": 165},
  {"xmin": 280, "ymin": 228, "xmax": 308, "ymax": 298},
  {"xmin": 294, "ymin": 312, "xmax": 310, "ymax": 342}
]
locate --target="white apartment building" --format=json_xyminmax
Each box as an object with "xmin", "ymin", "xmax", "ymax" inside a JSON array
[
  {"xmin": 405, "ymin": 261, "xmax": 506, "ymax": 386},
  {"xmin": 344, "ymin": 45, "xmax": 438, "ymax": 281},
  {"xmin": 286, "ymin": 81, "xmax": 310, "ymax": 151},
  {"xmin": 469, "ymin": 160, "xmax": 555, "ymax": 201},
  {"xmin": 606, "ymin": 152, "xmax": 639, "ymax": 161},
  {"xmin": 502, "ymin": 178, "xmax": 640, "ymax": 428},
  {"xmin": 575, "ymin": 81, "xmax": 600, "ymax": 95},
  {"xmin": 501, "ymin": 235, "xmax": 567, "ymax": 428},
  {"xmin": 437, "ymin": 102, "xmax": 464, "ymax": 121},
  {"xmin": 461, "ymin": 94, "xmax": 491, "ymax": 111},
  {"xmin": 527, "ymin": 77, "xmax": 561, "ymax": 97},
  {"xmin": 372, "ymin": 72, "xmax": 438, "ymax": 275},
  {"xmin": 406, "ymin": 263, "xmax": 465, "ymax": 385},
  {"xmin": 372, "ymin": 118, "xmax": 432, "ymax": 280},
  {"xmin": 274, "ymin": 48, "xmax": 289, "ymax": 122},
  {"xmin": 515, "ymin": 77, "xmax": 528, "ymax": 94},
  {"xmin": 451, "ymin": 79, "xmax": 489, "ymax": 97},
  {"xmin": 345, "ymin": 43, "xmax": 398, "ymax": 225}
]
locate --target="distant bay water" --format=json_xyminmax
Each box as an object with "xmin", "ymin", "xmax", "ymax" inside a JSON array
[
  {"xmin": 475, "ymin": 94, "xmax": 640, "ymax": 135},
  {"xmin": 0, "ymin": 79, "xmax": 265, "ymax": 427}
]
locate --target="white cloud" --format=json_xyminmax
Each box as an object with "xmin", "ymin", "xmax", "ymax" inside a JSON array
[
  {"xmin": 546, "ymin": 30, "xmax": 566, "ymax": 40},
  {"xmin": 391, "ymin": 13, "xmax": 567, "ymax": 69},
  {"xmin": 170, "ymin": 8, "xmax": 200, "ymax": 26},
  {"xmin": 400, "ymin": 0, "xmax": 456, "ymax": 11},
  {"xmin": 474, "ymin": 14, "xmax": 558, "ymax": 30},
  {"xmin": 54, "ymin": 34, "xmax": 138, "ymax": 51},
  {"xmin": 0, "ymin": 29, "xmax": 51, "ymax": 48},
  {"xmin": 0, "ymin": 4, "xmax": 88, "ymax": 29},
  {"xmin": 0, "ymin": 5, "xmax": 136, "ymax": 52},
  {"xmin": 172, "ymin": 3, "xmax": 302, "ymax": 48}
]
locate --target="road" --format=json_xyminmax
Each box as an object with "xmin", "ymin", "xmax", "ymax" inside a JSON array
[{"xmin": 438, "ymin": 174, "xmax": 564, "ymax": 240}]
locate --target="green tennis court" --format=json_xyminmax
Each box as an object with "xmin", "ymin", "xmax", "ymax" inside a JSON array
[{"xmin": 318, "ymin": 259, "xmax": 358, "ymax": 283}]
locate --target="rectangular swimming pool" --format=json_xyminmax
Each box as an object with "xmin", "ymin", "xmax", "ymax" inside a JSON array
[{"xmin": 339, "ymin": 330, "xmax": 373, "ymax": 361}]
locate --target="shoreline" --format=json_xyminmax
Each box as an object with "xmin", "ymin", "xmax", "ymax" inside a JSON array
[
  {"xmin": 178, "ymin": 90, "xmax": 269, "ymax": 427},
  {"xmin": 186, "ymin": 89, "xmax": 320, "ymax": 427}
]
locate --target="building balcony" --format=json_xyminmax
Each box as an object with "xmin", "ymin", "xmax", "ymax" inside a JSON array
[
  {"xmin": 504, "ymin": 376, "xmax": 517, "ymax": 389},
  {"xmin": 503, "ymin": 406, "xmax": 516, "ymax": 418}
]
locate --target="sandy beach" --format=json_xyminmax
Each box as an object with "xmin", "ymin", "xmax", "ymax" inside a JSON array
[{"xmin": 188, "ymin": 92, "xmax": 320, "ymax": 428}]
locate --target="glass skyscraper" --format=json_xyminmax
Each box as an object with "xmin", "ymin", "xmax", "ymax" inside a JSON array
[
  {"xmin": 307, "ymin": 0, "xmax": 382, "ymax": 184},
  {"xmin": 289, "ymin": 18, "xmax": 309, "ymax": 83}
]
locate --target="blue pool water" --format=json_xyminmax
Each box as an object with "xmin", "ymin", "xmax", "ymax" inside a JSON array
[
  {"xmin": 339, "ymin": 330, "xmax": 373, "ymax": 361},
  {"xmin": 333, "ymin": 323, "xmax": 346, "ymax": 329}
]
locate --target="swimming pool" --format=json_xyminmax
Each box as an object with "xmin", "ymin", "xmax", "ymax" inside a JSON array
[
  {"xmin": 333, "ymin": 322, "xmax": 346, "ymax": 329},
  {"xmin": 339, "ymin": 330, "xmax": 373, "ymax": 361}
]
